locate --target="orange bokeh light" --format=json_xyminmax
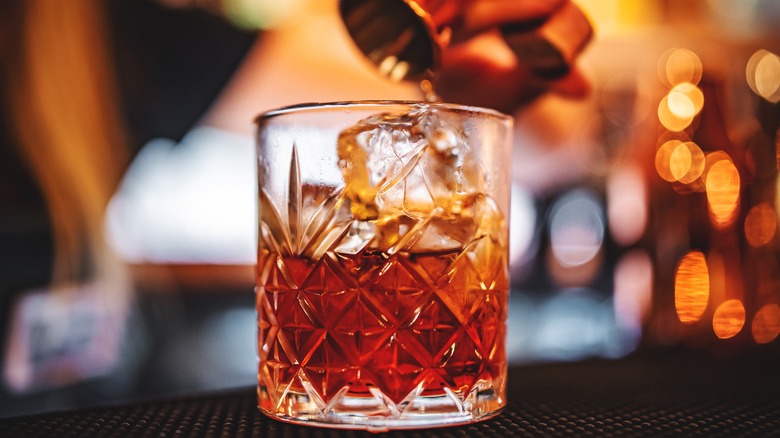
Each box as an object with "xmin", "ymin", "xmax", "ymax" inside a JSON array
[
  {"xmin": 658, "ymin": 95, "xmax": 693, "ymax": 132},
  {"xmin": 656, "ymin": 140, "xmax": 681, "ymax": 182},
  {"xmin": 676, "ymin": 142, "xmax": 705, "ymax": 184},
  {"xmin": 752, "ymin": 303, "xmax": 780, "ymax": 344},
  {"xmin": 702, "ymin": 151, "xmax": 731, "ymax": 181},
  {"xmin": 657, "ymin": 140, "xmax": 706, "ymax": 186},
  {"xmin": 659, "ymin": 48, "xmax": 703, "ymax": 87},
  {"xmin": 706, "ymin": 158, "xmax": 740, "ymax": 229},
  {"xmin": 668, "ymin": 83, "xmax": 704, "ymax": 119},
  {"xmin": 747, "ymin": 50, "xmax": 780, "ymax": 103},
  {"xmin": 675, "ymin": 251, "xmax": 709, "ymax": 324},
  {"xmin": 669, "ymin": 141, "xmax": 691, "ymax": 181},
  {"xmin": 712, "ymin": 299, "xmax": 745, "ymax": 339},
  {"xmin": 745, "ymin": 202, "xmax": 777, "ymax": 247}
]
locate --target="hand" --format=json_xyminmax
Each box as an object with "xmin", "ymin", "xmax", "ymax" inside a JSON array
[{"xmin": 434, "ymin": 0, "xmax": 593, "ymax": 114}]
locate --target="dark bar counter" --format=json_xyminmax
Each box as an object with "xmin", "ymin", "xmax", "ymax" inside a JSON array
[{"xmin": 2, "ymin": 350, "xmax": 779, "ymax": 437}]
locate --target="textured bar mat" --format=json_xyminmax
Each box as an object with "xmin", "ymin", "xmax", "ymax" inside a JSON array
[{"xmin": 2, "ymin": 352, "xmax": 780, "ymax": 437}]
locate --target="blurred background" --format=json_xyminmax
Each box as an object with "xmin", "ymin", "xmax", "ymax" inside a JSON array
[{"xmin": 1, "ymin": 0, "xmax": 780, "ymax": 418}]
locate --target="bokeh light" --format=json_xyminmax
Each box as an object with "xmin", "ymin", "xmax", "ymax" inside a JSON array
[
  {"xmin": 549, "ymin": 190, "xmax": 605, "ymax": 268},
  {"xmin": 706, "ymin": 157, "xmax": 740, "ymax": 229},
  {"xmin": 656, "ymin": 140, "xmax": 705, "ymax": 185},
  {"xmin": 607, "ymin": 165, "xmax": 647, "ymax": 246},
  {"xmin": 675, "ymin": 251, "xmax": 709, "ymax": 324},
  {"xmin": 712, "ymin": 299, "xmax": 745, "ymax": 339},
  {"xmin": 745, "ymin": 202, "xmax": 777, "ymax": 247},
  {"xmin": 659, "ymin": 48, "xmax": 703, "ymax": 87},
  {"xmin": 224, "ymin": 0, "xmax": 306, "ymax": 29},
  {"xmin": 776, "ymin": 178, "xmax": 780, "ymax": 226},
  {"xmin": 658, "ymin": 95, "xmax": 694, "ymax": 132},
  {"xmin": 656, "ymin": 140, "xmax": 682, "ymax": 182},
  {"xmin": 701, "ymin": 151, "xmax": 730, "ymax": 183},
  {"xmin": 657, "ymin": 130, "xmax": 691, "ymax": 145},
  {"xmin": 746, "ymin": 50, "xmax": 780, "ymax": 103},
  {"xmin": 668, "ymin": 82, "xmax": 704, "ymax": 119},
  {"xmin": 671, "ymin": 141, "xmax": 705, "ymax": 184},
  {"xmin": 679, "ymin": 142, "xmax": 705, "ymax": 184},
  {"xmin": 752, "ymin": 303, "xmax": 780, "ymax": 344},
  {"xmin": 613, "ymin": 250, "xmax": 653, "ymax": 333},
  {"xmin": 669, "ymin": 141, "xmax": 692, "ymax": 181},
  {"xmin": 601, "ymin": 72, "xmax": 652, "ymax": 127}
]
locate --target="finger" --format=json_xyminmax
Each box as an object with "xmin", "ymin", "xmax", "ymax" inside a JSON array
[
  {"xmin": 434, "ymin": 32, "xmax": 542, "ymax": 113},
  {"xmin": 458, "ymin": 0, "xmax": 568, "ymax": 40},
  {"xmin": 434, "ymin": 32, "xmax": 591, "ymax": 113},
  {"xmin": 547, "ymin": 66, "xmax": 590, "ymax": 99},
  {"xmin": 501, "ymin": 0, "xmax": 593, "ymax": 78}
]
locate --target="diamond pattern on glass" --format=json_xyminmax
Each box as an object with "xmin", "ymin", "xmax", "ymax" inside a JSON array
[{"xmin": 256, "ymin": 107, "xmax": 508, "ymax": 423}]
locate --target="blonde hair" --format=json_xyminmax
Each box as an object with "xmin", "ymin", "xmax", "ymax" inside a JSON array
[{"xmin": 4, "ymin": 0, "xmax": 129, "ymax": 288}]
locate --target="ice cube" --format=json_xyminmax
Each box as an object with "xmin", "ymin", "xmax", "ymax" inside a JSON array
[
  {"xmin": 368, "ymin": 211, "xmax": 420, "ymax": 251},
  {"xmin": 409, "ymin": 214, "xmax": 479, "ymax": 252},
  {"xmin": 336, "ymin": 105, "xmax": 496, "ymax": 253},
  {"xmin": 338, "ymin": 111, "xmax": 426, "ymax": 220},
  {"xmin": 338, "ymin": 106, "xmax": 487, "ymax": 215},
  {"xmin": 334, "ymin": 220, "xmax": 376, "ymax": 255}
]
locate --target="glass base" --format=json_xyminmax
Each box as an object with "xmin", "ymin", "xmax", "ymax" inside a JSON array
[{"xmin": 258, "ymin": 381, "xmax": 504, "ymax": 431}]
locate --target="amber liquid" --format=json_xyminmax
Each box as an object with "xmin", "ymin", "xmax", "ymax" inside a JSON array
[{"xmin": 257, "ymin": 243, "xmax": 508, "ymax": 415}]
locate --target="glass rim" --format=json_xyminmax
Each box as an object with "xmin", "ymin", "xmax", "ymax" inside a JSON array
[{"xmin": 254, "ymin": 100, "xmax": 513, "ymax": 124}]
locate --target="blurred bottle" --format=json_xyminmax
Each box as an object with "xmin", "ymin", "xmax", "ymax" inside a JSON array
[{"xmin": 647, "ymin": 57, "xmax": 780, "ymax": 354}]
